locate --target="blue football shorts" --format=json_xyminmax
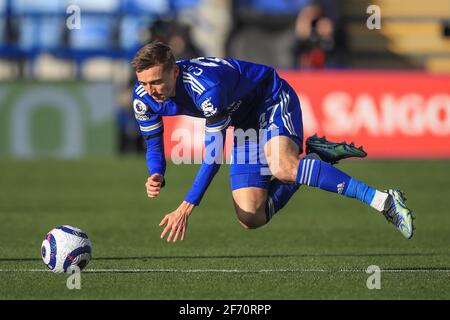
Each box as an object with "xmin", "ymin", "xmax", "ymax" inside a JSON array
[{"xmin": 230, "ymin": 79, "xmax": 304, "ymax": 191}]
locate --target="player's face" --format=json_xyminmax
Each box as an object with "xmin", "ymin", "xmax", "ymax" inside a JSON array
[{"xmin": 136, "ymin": 64, "xmax": 179, "ymax": 103}]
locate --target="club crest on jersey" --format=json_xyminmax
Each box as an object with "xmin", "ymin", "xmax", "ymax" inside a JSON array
[
  {"xmin": 200, "ymin": 97, "xmax": 217, "ymax": 117},
  {"xmin": 133, "ymin": 99, "xmax": 150, "ymax": 120}
]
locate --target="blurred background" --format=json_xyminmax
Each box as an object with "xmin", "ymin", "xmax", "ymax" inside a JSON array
[{"xmin": 0, "ymin": 0, "xmax": 448, "ymax": 159}]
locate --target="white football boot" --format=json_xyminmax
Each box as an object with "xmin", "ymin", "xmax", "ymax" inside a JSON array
[{"xmin": 382, "ymin": 189, "xmax": 415, "ymax": 239}]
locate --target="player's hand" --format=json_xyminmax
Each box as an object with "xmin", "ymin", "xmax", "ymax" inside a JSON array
[
  {"xmin": 145, "ymin": 173, "xmax": 164, "ymax": 198},
  {"xmin": 159, "ymin": 201, "xmax": 195, "ymax": 242}
]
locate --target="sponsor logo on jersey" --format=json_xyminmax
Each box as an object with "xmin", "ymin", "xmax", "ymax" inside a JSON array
[{"xmin": 201, "ymin": 97, "xmax": 217, "ymax": 117}]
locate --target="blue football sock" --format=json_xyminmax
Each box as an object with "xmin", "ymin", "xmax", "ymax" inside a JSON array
[
  {"xmin": 296, "ymin": 158, "xmax": 376, "ymax": 206},
  {"xmin": 343, "ymin": 178, "xmax": 376, "ymax": 206},
  {"xmin": 265, "ymin": 179, "xmax": 300, "ymax": 222}
]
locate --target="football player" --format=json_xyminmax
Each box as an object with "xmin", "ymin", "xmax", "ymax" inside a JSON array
[{"xmin": 131, "ymin": 42, "xmax": 414, "ymax": 242}]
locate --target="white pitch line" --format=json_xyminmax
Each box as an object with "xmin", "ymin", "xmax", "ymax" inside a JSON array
[{"xmin": 0, "ymin": 268, "xmax": 449, "ymax": 273}]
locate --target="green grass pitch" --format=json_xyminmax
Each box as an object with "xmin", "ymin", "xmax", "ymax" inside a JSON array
[{"xmin": 0, "ymin": 158, "xmax": 449, "ymax": 299}]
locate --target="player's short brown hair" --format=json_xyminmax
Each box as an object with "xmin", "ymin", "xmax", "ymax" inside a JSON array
[{"xmin": 131, "ymin": 41, "xmax": 176, "ymax": 72}]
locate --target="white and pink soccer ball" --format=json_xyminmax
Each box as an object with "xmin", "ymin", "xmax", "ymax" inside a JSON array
[{"xmin": 41, "ymin": 225, "xmax": 92, "ymax": 273}]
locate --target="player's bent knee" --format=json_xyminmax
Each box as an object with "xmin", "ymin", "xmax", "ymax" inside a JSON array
[
  {"xmin": 270, "ymin": 166, "xmax": 290, "ymax": 183},
  {"xmin": 234, "ymin": 202, "xmax": 266, "ymax": 229},
  {"xmin": 235, "ymin": 209, "xmax": 266, "ymax": 229},
  {"xmin": 232, "ymin": 188, "xmax": 268, "ymax": 229},
  {"xmin": 238, "ymin": 214, "xmax": 266, "ymax": 229},
  {"xmin": 269, "ymin": 159, "xmax": 297, "ymax": 183}
]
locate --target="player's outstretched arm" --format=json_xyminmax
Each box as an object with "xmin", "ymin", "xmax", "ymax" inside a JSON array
[
  {"xmin": 159, "ymin": 201, "xmax": 195, "ymax": 242},
  {"xmin": 158, "ymin": 122, "xmax": 225, "ymax": 243}
]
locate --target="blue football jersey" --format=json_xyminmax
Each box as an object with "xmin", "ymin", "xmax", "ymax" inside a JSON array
[
  {"xmin": 133, "ymin": 57, "xmax": 286, "ymax": 206},
  {"xmin": 132, "ymin": 57, "xmax": 284, "ymax": 136}
]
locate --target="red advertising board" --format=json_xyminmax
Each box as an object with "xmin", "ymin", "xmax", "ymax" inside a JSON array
[{"xmin": 163, "ymin": 71, "xmax": 450, "ymax": 159}]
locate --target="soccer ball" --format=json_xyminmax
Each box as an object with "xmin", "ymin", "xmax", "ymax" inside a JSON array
[{"xmin": 41, "ymin": 225, "xmax": 92, "ymax": 273}]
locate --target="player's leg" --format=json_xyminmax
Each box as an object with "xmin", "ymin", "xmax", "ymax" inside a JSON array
[
  {"xmin": 230, "ymin": 128, "xmax": 300, "ymax": 228},
  {"xmin": 239, "ymin": 79, "xmax": 362, "ymax": 225},
  {"xmin": 230, "ymin": 110, "xmax": 307, "ymax": 229},
  {"xmin": 264, "ymin": 152, "xmax": 329, "ymax": 221},
  {"xmin": 265, "ymin": 135, "xmax": 415, "ymax": 238},
  {"xmin": 231, "ymin": 184, "xmax": 267, "ymax": 229},
  {"xmin": 230, "ymin": 172, "xmax": 303, "ymax": 228},
  {"xmin": 263, "ymin": 81, "xmax": 414, "ymax": 239},
  {"xmin": 265, "ymin": 135, "xmax": 386, "ymax": 211},
  {"xmin": 231, "ymin": 156, "xmax": 320, "ymax": 228},
  {"xmin": 230, "ymin": 130, "xmax": 270, "ymax": 229}
]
